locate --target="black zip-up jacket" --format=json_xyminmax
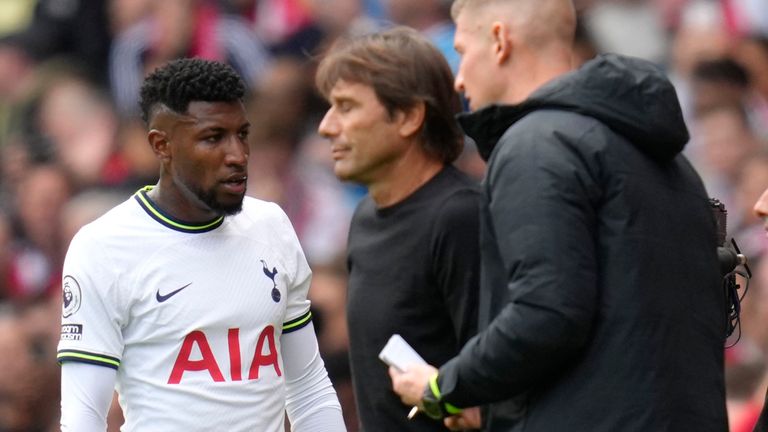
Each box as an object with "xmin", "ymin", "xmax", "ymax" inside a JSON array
[{"xmin": 437, "ymin": 54, "xmax": 728, "ymax": 431}]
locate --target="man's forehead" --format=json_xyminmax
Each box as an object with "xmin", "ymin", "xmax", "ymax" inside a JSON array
[
  {"xmin": 187, "ymin": 99, "xmax": 245, "ymax": 114},
  {"xmin": 329, "ymin": 80, "xmax": 373, "ymax": 98},
  {"xmin": 150, "ymin": 101, "xmax": 247, "ymax": 132}
]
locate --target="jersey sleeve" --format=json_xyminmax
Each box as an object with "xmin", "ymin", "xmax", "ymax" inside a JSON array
[
  {"xmin": 57, "ymin": 227, "xmax": 126, "ymax": 369},
  {"xmin": 270, "ymin": 204, "xmax": 313, "ymax": 334},
  {"xmin": 282, "ymin": 322, "xmax": 345, "ymax": 431},
  {"xmin": 60, "ymin": 362, "xmax": 117, "ymax": 431}
]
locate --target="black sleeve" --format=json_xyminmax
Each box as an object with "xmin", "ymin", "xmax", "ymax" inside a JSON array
[
  {"xmin": 430, "ymin": 187, "xmax": 482, "ymax": 347},
  {"xmin": 439, "ymin": 122, "xmax": 603, "ymax": 407}
]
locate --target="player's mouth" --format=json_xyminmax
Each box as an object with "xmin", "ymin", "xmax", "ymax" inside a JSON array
[
  {"xmin": 331, "ymin": 145, "xmax": 350, "ymax": 160},
  {"xmin": 222, "ymin": 174, "xmax": 247, "ymax": 194}
]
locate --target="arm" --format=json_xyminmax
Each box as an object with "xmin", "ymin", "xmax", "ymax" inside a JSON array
[
  {"xmin": 431, "ymin": 187, "xmax": 482, "ymax": 345},
  {"xmin": 58, "ymin": 227, "xmax": 126, "ymax": 429},
  {"xmin": 282, "ymin": 321, "xmax": 346, "ymax": 431},
  {"xmin": 439, "ymin": 123, "xmax": 602, "ymax": 407},
  {"xmin": 60, "ymin": 362, "xmax": 117, "ymax": 432},
  {"xmin": 272, "ymin": 204, "xmax": 345, "ymax": 430}
]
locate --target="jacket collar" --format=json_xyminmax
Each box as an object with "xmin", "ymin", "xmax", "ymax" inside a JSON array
[
  {"xmin": 457, "ymin": 103, "xmax": 535, "ymax": 162},
  {"xmin": 458, "ymin": 54, "xmax": 689, "ymax": 163}
]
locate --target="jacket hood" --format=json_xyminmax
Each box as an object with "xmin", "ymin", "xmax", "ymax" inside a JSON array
[{"xmin": 459, "ymin": 54, "xmax": 689, "ymax": 162}]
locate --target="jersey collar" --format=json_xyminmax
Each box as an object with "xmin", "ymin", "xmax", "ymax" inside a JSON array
[{"xmin": 134, "ymin": 186, "xmax": 224, "ymax": 233}]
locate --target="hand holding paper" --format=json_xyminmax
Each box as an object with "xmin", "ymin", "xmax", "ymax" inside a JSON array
[
  {"xmin": 381, "ymin": 335, "xmax": 437, "ymax": 411},
  {"xmin": 378, "ymin": 334, "xmax": 427, "ymax": 372}
]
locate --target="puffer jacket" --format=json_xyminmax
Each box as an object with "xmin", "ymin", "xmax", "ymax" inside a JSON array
[{"xmin": 437, "ymin": 54, "xmax": 728, "ymax": 431}]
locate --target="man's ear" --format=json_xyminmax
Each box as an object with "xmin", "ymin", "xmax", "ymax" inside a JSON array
[
  {"xmin": 397, "ymin": 101, "xmax": 426, "ymax": 139},
  {"xmin": 148, "ymin": 129, "xmax": 171, "ymax": 162},
  {"xmin": 491, "ymin": 21, "xmax": 512, "ymax": 64}
]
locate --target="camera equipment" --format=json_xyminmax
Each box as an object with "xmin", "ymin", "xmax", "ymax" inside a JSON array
[{"xmin": 710, "ymin": 198, "xmax": 751, "ymax": 346}]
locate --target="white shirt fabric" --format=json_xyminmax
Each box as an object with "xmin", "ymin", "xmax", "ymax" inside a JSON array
[{"xmin": 58, "ymin": 187, "xmax": 344, "ymax": 431}]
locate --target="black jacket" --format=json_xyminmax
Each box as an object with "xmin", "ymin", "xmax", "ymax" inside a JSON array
[{"xmin": 437, "ymin": 54, "xmax": 728, "ymax": 431}]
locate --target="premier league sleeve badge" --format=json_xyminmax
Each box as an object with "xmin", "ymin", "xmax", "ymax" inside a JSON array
[{"xmin": 62, "ymin": 275, "xmax": 82, "ymax": 318}]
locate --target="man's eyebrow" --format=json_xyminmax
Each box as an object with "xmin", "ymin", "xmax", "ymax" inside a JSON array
[
  {"xmin": 202, "ymin": 126, "xmax": 225, "ymax": 132},
  {"xmin": 196, "ymin": 122, "xmax": 250, "ymax": 134},
  {"xmin": 330, "ymin": 94, "xmax": 356, "ymax": 104}
]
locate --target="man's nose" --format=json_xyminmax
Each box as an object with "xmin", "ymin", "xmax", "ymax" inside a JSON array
[
  {"xmin": 454, "ymin": 74, "xmax": 465, "ymax": 94},
  {"xmin": 754, "ymin": 188, "xmax": 768, "ymax": 218},
  {"xmin": 318, "ymin": 110, "xmax": 339, "ymax": 138},
  {"xmin": 226, "ymin": 137, "xmax": 249, "ymax": 166}
]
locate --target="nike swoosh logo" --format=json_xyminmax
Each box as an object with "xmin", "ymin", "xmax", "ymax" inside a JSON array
[{"xmin": 156, "ymin": 283, "xmax": 192, "ymax": 303}]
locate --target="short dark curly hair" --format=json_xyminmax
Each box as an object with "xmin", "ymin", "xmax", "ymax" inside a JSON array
[{"xmin": 139, "ymin": 58, "xmax": 246, "ymax": 124}]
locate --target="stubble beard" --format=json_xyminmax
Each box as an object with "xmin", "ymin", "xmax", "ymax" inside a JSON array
[
  {"xmin": 201, "ymin": 188, "xmax": 244, "ymax": 216},
  {"xmin": 185, "ymin": 181, "xmax": 244, "ymax": 216}
]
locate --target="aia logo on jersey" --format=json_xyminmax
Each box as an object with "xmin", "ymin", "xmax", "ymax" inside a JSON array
[
  {"xmin": 261, "ymin": 260, "xmax": 280, "ymax": 303},
  {"xmin": 168, "ymin": 326, "xmax": 281, "ymax": 384},
  {"xmin": 62, "ymin": 275, "xmax": 82, "ymax": 318}
]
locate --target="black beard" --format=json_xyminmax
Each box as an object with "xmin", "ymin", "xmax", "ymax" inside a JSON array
[
  {"xmin": 197, "ymin": 187, "xmax": 244, "ymax": 216},
  {"xmin": 174, "ymin": 176, "xmax": 242, "ymax": 216},
  {"xmin": 175, "ymin": 174, "xmax": 245, "ymax": 217}
]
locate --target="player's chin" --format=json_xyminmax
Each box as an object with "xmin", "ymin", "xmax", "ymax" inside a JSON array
[
  {"xmin": 333, "ymin": 163, "xmax": 361, "ymax": 183},
  {"xmin": 214, "ymin": 192, "xmax": 245, "ymax": 216},
  {"xmin": 218, "ymin": 200, "xmax": 244, "ymax": 216}
]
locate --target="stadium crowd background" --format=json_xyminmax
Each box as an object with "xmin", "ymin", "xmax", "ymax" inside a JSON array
[{"xmin": 0, "ymin": 0, "xmax": 766, "ymax": 430}]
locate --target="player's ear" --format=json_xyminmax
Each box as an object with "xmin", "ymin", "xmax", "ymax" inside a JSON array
[
  {"xmin": 148, "ymin": 129, "xmax": 171, "ymax": 162},
  {"xmin": 491, "ymin": 21, "xmax": 512, "ymax": 64},
  {"xmin": 397, "ymin": 101, "xmax": 426, "ymax": 139}
]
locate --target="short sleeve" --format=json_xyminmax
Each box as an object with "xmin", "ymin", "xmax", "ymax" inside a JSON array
[
  {"xmin": 57, "ymin": 228, "xmax": 126, "ymax": 369},
  {"xmin": 270, "ymin": 205, "xmax": 312, "ymax": 335}
]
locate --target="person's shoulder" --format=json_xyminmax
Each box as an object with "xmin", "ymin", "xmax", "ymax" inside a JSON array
[
  {"xmin": 422, "ymin": 167, "xmax": 482, "ymax": 227},
  {"xmin": 240, "ymin": 196, "xmax": 284, "ymax": 216},
  {"xmin": 441, "ymin": 165, "xmax": 482, "ymax": 190},
  {"xmin": 428, "ymin": 166, "xmax": 482, "ymax": 203},
  {"xmin": 236, "ymin": 196, "xmax": 293, "ymax": 231},
  {"xmin": 66, "ymin": 197, "xmax": 136, "ymax": 260},
  {"xmin": 494, "ymin": 109, "xmax": 611, "ymax": 167},
  {"xmin": 509, "ymin": 109, "xmax": 590, "ymax": 137},
  {"xmin": 75, "ymin": 197, "xmax": 134, "ymax": 237}
]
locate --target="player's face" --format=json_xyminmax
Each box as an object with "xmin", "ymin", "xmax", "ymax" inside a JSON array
[
  {"xmin": 453, "ymin": 10, "xmax": 503, "ymax": 111},
  {"xmin": 169, "ymin": 101, "xmax": 250, "ymax": 216},
  {"xmin": 318, "ymin": 80, "xmax": 409, "ymax": 186},
  {"xmin": 755, "ymin": 187, "xmax": 768, "ymax": 234}
]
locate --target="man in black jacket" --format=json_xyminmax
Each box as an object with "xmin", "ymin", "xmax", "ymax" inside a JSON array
[{"xmin": 391, "ymin": 0, "xmax": 728, "ymax": 430}]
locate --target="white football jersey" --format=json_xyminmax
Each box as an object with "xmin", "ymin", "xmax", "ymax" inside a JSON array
[{"xmin": 57, "ymin": 187, "xmax": 313, "ymax": 431}]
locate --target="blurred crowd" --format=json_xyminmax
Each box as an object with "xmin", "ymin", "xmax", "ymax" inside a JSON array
[{"xmin": 0, "ymin": 0, "xmax": 766, "ymax": 430}]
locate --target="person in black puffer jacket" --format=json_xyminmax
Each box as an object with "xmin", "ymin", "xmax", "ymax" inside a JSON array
[{"xmin": 390, "ymin": 1, "xmax": 728, "ymax": 431}]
